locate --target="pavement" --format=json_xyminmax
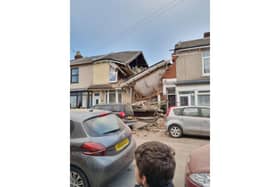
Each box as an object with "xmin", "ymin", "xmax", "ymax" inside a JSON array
[{"xmin": 106, "ymin": 129, "xmax": 209, "ymax": 187}]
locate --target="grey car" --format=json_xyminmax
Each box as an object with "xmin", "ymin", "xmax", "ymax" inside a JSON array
[
  {"xmin": 165, "ymin": 106, "xmax": 210, "ymax": 138},
  {"xmin": 89, "ymin": 104, "xmax": 137, "ymax": 128},
  {"xmin": 70, "ymin": 111, "xmax": 136, "ymax": 187}
]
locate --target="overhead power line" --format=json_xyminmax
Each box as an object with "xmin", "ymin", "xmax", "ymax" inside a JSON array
[{"xmin": 100, "ymin": 0, "xmax": 183, "ymax": 49}]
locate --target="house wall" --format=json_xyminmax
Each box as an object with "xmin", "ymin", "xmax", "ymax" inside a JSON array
[
  {"xmin": 92, "ymin": 62, "xmax": 109, "ymax": 85},
  {"xmin": 70, "ymin": 64, "xmax": 93, "ymax": 89},
  {"xmin": 176, "ymin": 49, "xmax": 209, "ymax": 81},
  {"xmin": 134, "ymin": 67, "xmax": 166, "ymax": 97}
]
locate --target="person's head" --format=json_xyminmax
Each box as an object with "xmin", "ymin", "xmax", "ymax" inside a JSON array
[{"xmin": 134, "ymin": 141, "xmax": 176, "ymax": 187}]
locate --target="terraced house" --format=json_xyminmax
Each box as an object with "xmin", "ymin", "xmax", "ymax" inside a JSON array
[
  {"xmin": 171, "ymin": 32, "xmax": 210, "ymax": 106},
  {"xmin": 70, "ymin": 51, "xmax": 149, "ymax": 108}
]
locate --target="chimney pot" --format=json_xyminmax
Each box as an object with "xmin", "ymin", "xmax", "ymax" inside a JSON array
[
  {"xmin": 74, "ymin": 51, "xmax": 83, "ymax": 59},
  {"xmin": 203, "ymin": 32, "xmax": 210, "ymax": 38}
]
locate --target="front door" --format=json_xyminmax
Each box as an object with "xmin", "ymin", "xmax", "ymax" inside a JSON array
[
  {"xmin": 93, "ymin": 93, "xmax": 100, "ymax": 105},
  {"xmin": 168, "ymin": 95, "xmax": 176, "ymax": 108}
]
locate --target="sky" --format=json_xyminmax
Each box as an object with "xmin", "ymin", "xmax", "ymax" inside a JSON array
[{"xmin": 71, "ymin": 0, "xmax": 209, "ymax": 65}]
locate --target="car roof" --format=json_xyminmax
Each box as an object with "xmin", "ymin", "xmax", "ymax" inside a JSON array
[{"xmin": 70, "ymin": 110, "xmax": 111, "ymax": 123}]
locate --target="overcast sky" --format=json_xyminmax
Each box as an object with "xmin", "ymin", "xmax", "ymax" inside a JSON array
[{"xmin": 71, "ymin": 0, "xmax": 209, "ymax": 65}]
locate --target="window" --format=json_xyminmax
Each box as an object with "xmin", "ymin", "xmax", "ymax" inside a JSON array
[
  {"xmin": 202, "ymin": 50, "xmax": 210, "ymax": 76},
  {"xmin": 167, "ymin": 87, "xmax": 176, "ymax": 95},
  {"xmin": 173, "ymin": 108, "xmax": 183, "ymax": 115},
  {"xmin": 198, "ymin": 95, "xmax": 210, "ymax": 106},
  {"xmin": 118, "ymin": 91, "xmax": 122, "ymax": 103},
  {"xmin": 70, "ymin": 93, "xmax": 82, "ymax": 108},
  {"xmin": 200, "ymin": 108, "xmax": 210, "ymax": 118},
  {"xmin": 109, "ymin": 91, "xmax": 116, "ymax": 103},
  {"xmin": 71, "ymin": 67, "xmax": 79, "ymax": 83},
  {"xmin": 84, "ymin": 114, "xmax": 124, "ymax": 137},
  {"xmin": 197, "ymin": 90, "xmax": 210, "ymax": 106},
  {"xmin": 180, "ymin": 96, "xmax": 189, "ymax": 106},
  {"xmin": 183, "ymin": 107, "xmax": 200, "ymax": 117},
  {"xmin": 109, "ymin": 65, "xmax": 118, "ymax": 82},
  {"xmin": 179, "ymin": 91, "xmax": 195, "ymax": 106}
]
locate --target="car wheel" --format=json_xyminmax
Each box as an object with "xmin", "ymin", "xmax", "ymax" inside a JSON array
[
  {"xmin": 70, "ymin": 166, "xmax": 89, "ymax": 187},
  {"xmin": 168, "ymin": 124, "xmax": 183, "ymax": 138}
]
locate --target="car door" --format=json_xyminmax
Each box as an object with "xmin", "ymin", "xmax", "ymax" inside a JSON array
[
  {"xmin": 199, "ymin": 107, "xmax": 210, "ymax": 136},
  {"xmin": 181, "ymin": 107, "xmax": 202, "ymax": 135}
]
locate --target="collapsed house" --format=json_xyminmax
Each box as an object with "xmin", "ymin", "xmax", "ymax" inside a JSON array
[
  {"xmin": 70, "ymin": 51, "xmax": 169, "ymax": 109},
  {"xmin": 120, "ymin": 60, "xmax": 170, "ymax": 115}
]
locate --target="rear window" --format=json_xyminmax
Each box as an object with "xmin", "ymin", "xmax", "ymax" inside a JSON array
[
  {"xmin": 112, "ymin": 105, "xmax": 123, "ymax": 112},
  {"xmin": 173, "ymin": 108, "xmax": 183, "ymax": 115},
  {"xmin": 83, "ymin": 114, "xmax": 124, "ymax": 137},
  {"xmin": 93, "ymin": 105, "xmax": 112, "ymax": 111}
]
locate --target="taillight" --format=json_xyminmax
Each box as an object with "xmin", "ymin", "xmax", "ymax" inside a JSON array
[
  {"xmin": 81, "ymin": 142, "xmax": 106, "ymax": 156},
  {"xmin": 166, "ymin": 107, "xmax": 174, "ymax": 117},
  {"xmin": 119, "ymin": 111, "xmax": 126, "ymax": 118}
]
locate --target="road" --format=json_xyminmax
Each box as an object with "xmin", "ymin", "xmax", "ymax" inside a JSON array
[{"xmin": 106, "ymin": 129, "xmax": 209, "ymax": 187}]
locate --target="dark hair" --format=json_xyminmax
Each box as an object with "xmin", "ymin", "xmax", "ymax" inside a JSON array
[{"xmin": 135, "ymin": 141, "xmax": 176, "ymax": 187}]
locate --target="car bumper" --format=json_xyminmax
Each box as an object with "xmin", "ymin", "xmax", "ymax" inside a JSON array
[
  {"xmin": 85, "ymin": 138, "xmax": 136, "ymax": 187},
  {"xmin": 185, "ymin": 175, "xmax": 202, "ymax": 187}
]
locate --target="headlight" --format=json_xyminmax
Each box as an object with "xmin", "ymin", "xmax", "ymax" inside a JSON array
[{"xmin": 189, "ymin": 173, "xmax": 210, "ymax": 187}]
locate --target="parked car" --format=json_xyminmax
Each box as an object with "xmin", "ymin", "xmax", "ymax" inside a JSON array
[
  {"xmin": 70, "ymin": 111, "xmax": 136, "ymax": 187},
  {"xmin": 89, "ymin": 104, "xmax": 137, "ymax": 128},
  {"xmin": 165, "ymin": 106, "xmax": 210, "ymax": 138},
  {"xmin": 185, "ymin": 144, "xmax": 210, "ymax": 187}
]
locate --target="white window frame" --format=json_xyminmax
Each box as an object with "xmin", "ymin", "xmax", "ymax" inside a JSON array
[
  {"xmin": 197, "ymin": 90, "xmax": 210, "ymax": 106},
  {"xmin": 109, "ymin": 65, "xmax": 118, "ymax": 83},
  {"xmin": 179, "ymin": 92, "xmax": 195, "ymax": 106},
  {"xmin": 202, "ymin": 50, "xmax": 210, "ymax": 76}
]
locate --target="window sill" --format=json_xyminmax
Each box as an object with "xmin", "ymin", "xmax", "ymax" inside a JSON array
[{"xmin": 201, "ymin": 74, "xmax": 210, "ymax": 77}]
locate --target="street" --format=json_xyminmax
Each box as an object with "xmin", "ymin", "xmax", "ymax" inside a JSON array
[{"xmin": 106, "ymin": 129, "xmax": 209, "ymax": 187}]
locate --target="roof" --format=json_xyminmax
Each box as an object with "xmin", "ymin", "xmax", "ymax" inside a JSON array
[
  {"xmin": 70, "ymin": 51, "xmax": 143, "ymax": 66},
  {"xmin": 176, "ymin": 79, "xmax": 210, "ymax": 85},
  {"xmin": 120, "ymin": 60, "xmax": 169, "ymax": 86},
  {"xmin": 70, "ymin": 110, "xmax": 111, "ymax": 123},
  {"xmin": 174, "ymin": 37, "xmax": 210, "ymax": 52}
]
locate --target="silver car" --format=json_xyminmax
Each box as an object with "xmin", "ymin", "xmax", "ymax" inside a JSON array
[
  {"xmin": 70, "ymin": 111, "xmax": 136, "ymax": 187},
  {"xmin": 165, "ymin": 106, "xmax": 210, "ymax": 138}
]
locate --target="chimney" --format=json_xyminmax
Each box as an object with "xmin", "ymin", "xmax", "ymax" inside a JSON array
[
  {"xmin": 203, "ymin": 32, "xmax": 210, "ymax": 38},
  {"xmin": 74, "ymin": 51, "xmax": 83, "ymax": 59}
]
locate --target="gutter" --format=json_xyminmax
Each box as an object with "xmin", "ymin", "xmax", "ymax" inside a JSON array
[{"xmin": 173, "ymin": 45, "xmax": 210, "ymax": 55}]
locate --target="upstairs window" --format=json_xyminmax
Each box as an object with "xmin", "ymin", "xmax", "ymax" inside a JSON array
[
  {"xmin": 202, "ymin": 50, "xmax": 210, "ymax": 76},
  {"xmin": 71, "ymin": 67, "xmax": 79, "ymax": 83},
  {"xmin": 109, "ymin": 65, "xmax": 118, "ymax": 82}
]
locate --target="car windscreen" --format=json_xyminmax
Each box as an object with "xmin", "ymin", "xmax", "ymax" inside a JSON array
[{"xmin": 83, "ymin": 114, "xmax": 124, "ymax": 137}]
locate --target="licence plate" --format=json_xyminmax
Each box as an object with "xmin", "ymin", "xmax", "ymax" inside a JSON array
[{"xmin": 115, "ymin": 138, "xmax": 129, "ymax": 152}]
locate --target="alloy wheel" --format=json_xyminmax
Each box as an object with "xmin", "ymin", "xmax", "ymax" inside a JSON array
[
  {"xmin": 169, "ymin": 125, "xmax": 182, "ymax": 138},
  {"xmin": 71, "ymin": 171, "xmax": 85, "ymax": 187}
]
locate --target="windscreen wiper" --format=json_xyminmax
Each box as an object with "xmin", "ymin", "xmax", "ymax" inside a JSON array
[{"xmin": 103, "ymin": 128, "xmax": 120, "ymax": 134}]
